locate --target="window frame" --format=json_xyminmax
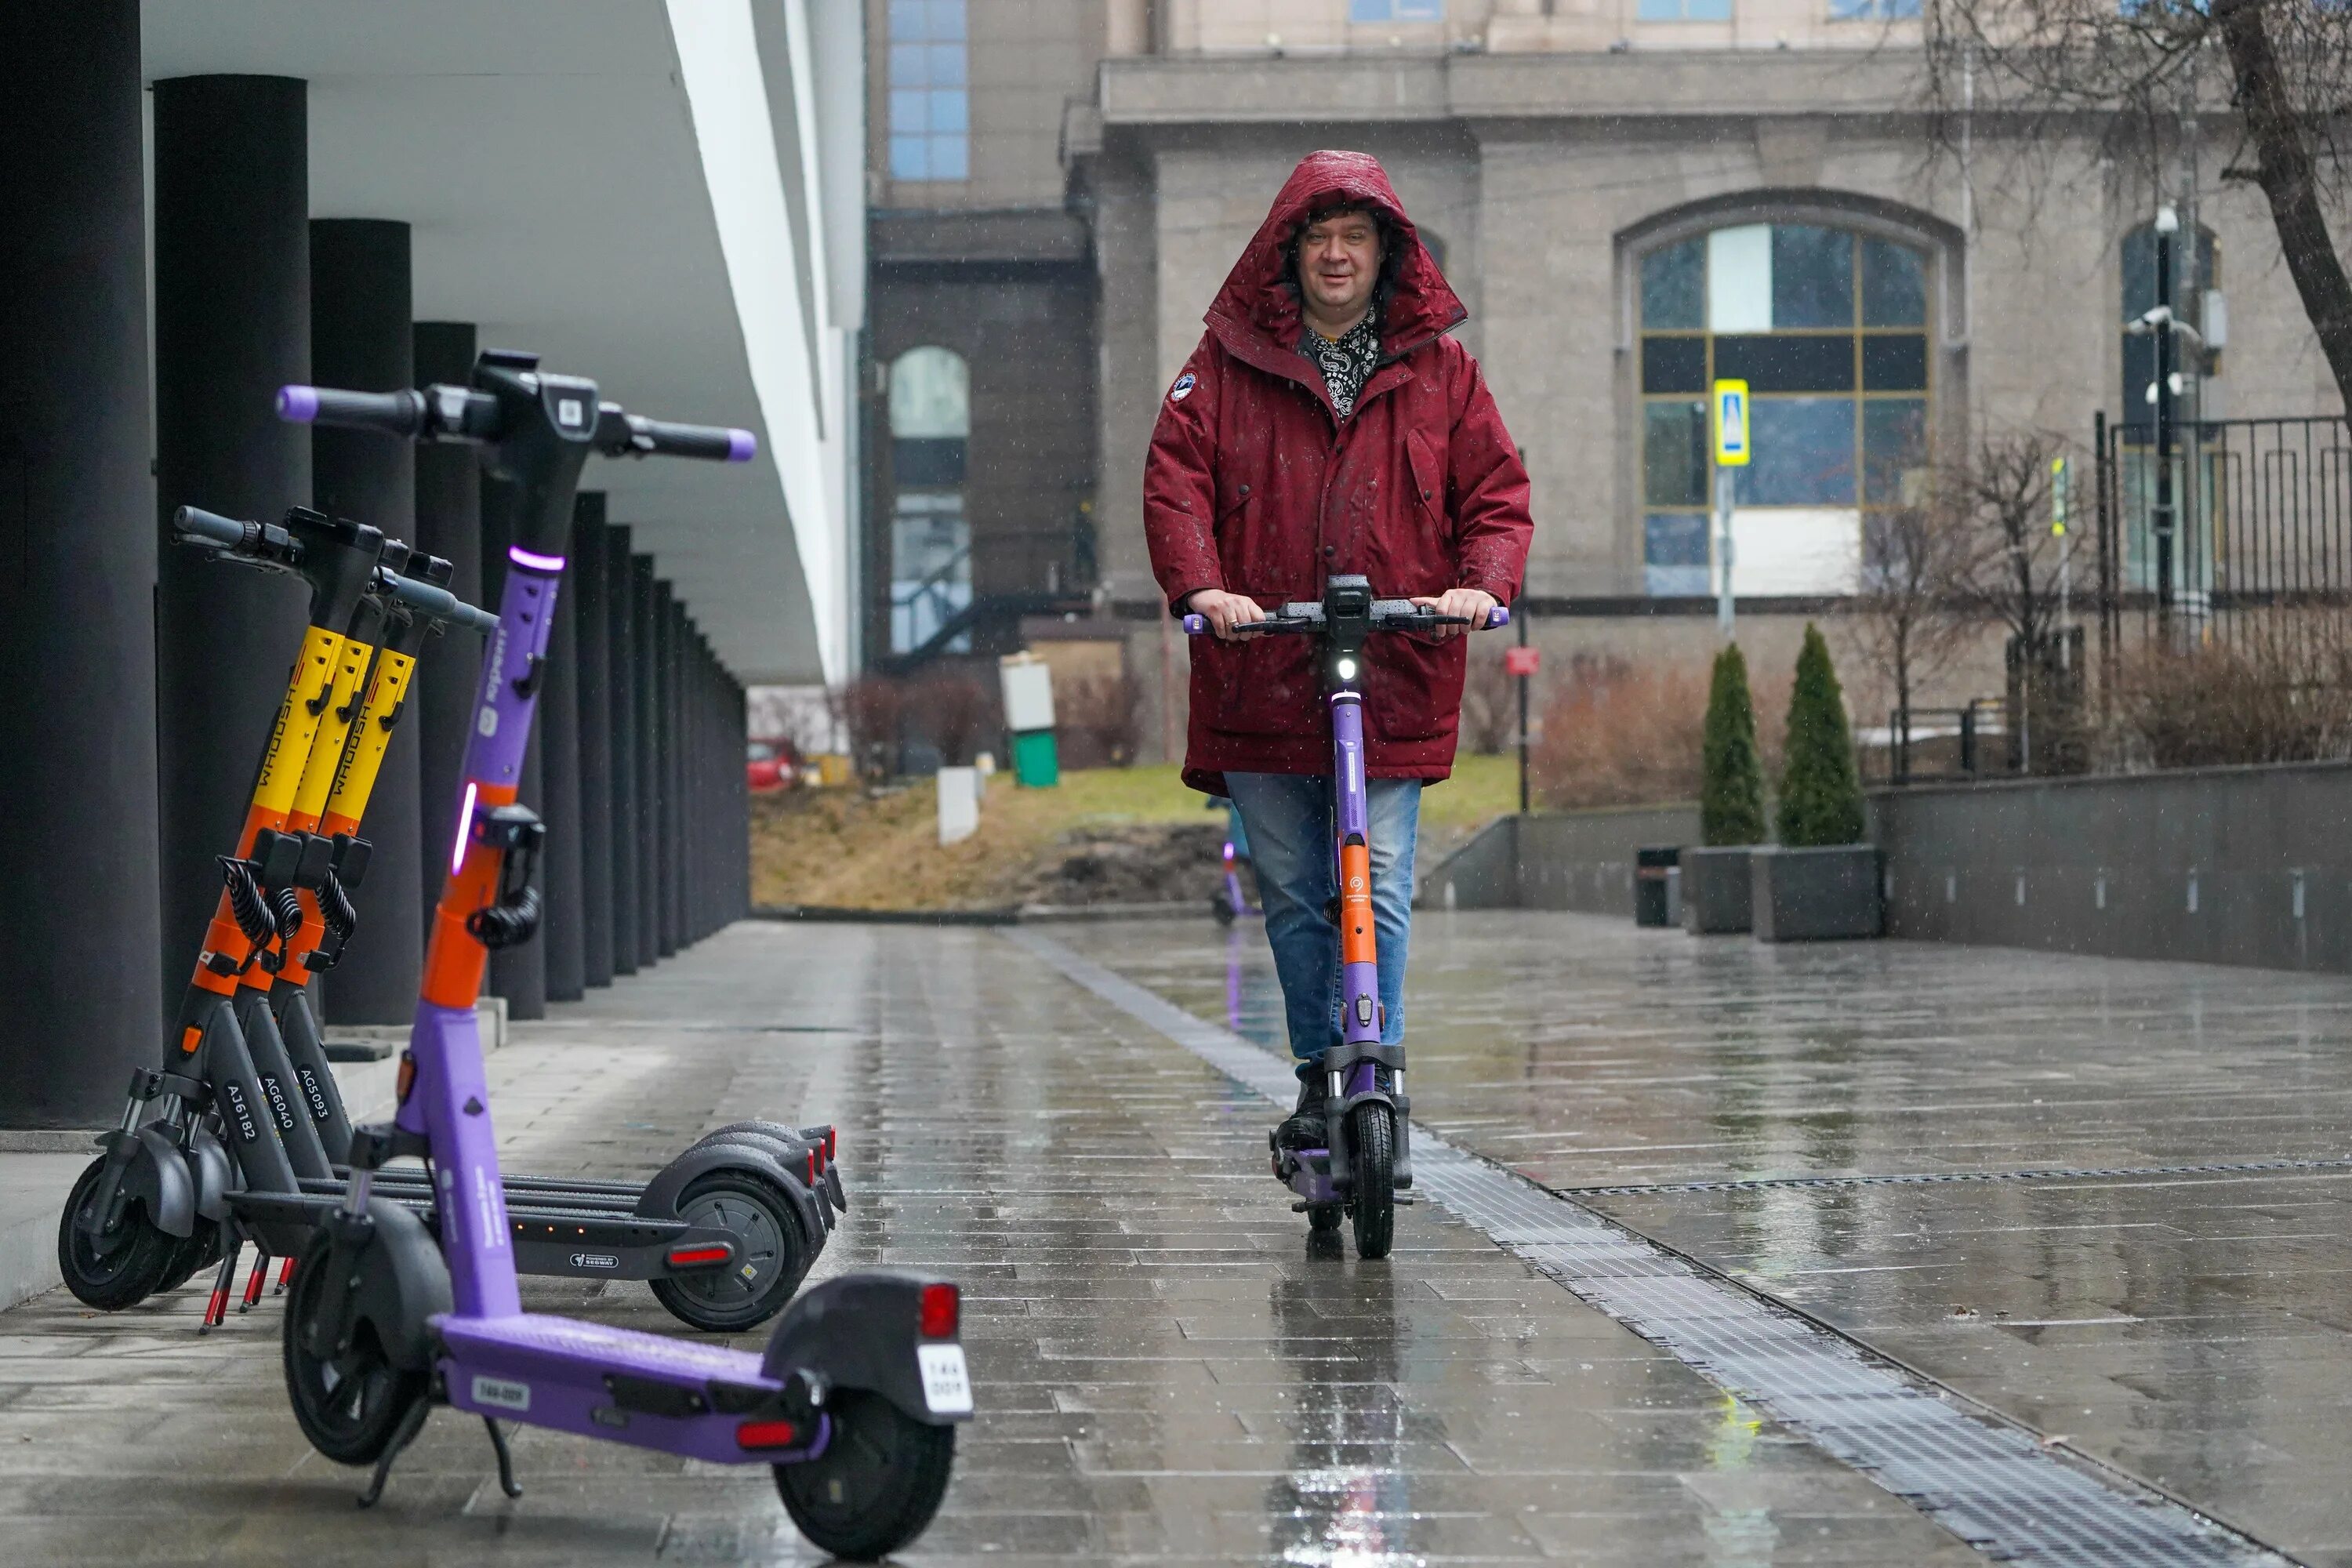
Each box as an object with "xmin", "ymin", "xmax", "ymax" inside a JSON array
[{"xmin": 1621, "ymin": 201, "xmax": 1959, "ymax": 598}]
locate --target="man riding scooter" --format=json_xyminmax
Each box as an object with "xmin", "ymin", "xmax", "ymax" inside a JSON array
[{"xmin": 1145, "ymin": 150, "xmax": 1534, "ymax": 1152}]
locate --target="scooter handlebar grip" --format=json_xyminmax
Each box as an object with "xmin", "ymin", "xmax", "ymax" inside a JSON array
[
  {"xmin": 1181, "ymin": 614, "xmax": 1207, "ymax": 635},
  {"xmin": 171, "ymin": 505, "xmax": 249, "ymax": 550},
  {"xmin": 1486, "ymin": 606, "xmax": 1510, "ymax": 629},
  {"xmin": 616, "ymin": 412, "xmax": 757, "ymax": 462},
  {"xmin": 381, "ymin": 570, "xmax": 498, "ymax": 633},
  {"xmin": 278, "ymin": 384, "xmax": 426, "ymax": 438}
]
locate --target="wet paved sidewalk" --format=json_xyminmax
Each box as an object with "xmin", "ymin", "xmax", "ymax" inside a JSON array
[
  {"xmin": 0, "ymin": 921, "xmax": 1987, "ymax": 1566},
  {"xmin": 1057, "ymin": 912, "xmax": 2352, "ymax": 1566}
]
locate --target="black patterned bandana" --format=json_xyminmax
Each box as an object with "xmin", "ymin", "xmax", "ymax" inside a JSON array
[{"xmin": 1301, "ymin": 315, "xmax": 1381, "ymax": 420}]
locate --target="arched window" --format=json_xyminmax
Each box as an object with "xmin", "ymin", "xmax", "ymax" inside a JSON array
[
  {"xmin": 1637, "ymin": 221, "xmax": 1934, "ymax": 596},
  {"xmin": 887, "ymin": 347, "xmax": 971, "ymax": 653}
]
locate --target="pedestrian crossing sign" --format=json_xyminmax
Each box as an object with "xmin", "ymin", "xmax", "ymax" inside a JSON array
[{"xmin": 1713, "ymin": 380, "xmax": 1751, "ymax": 467}]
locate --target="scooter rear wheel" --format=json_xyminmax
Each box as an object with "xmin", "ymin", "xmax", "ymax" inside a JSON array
[
  {"xmin": 281, "ymin": 1230, "xmax": 430, "ymax": 1465},
  {"xmin": 774, "ymin": 1391, "xmax": 956, "ymax": 1562},
  {"xmin": 649, "ymin": 1171, "xmax": 808, "ymax": 1332},
  {"xmin": 56, "ymin": 1156, "xmax": 181, "ymax": 1311},
  {"xmin": 1348, "ymin": 1102, "xmax": 1396, "ymax": 1260},
  {"xmin": 158, "ymin": 1222, "xmax": 223, "ymax": 1294}
]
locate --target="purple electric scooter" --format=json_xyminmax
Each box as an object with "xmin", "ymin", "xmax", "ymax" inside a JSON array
[
  {"xmin": 1185, "ymin": 575, "xmax": 1506, "ymax": 1259},
  {"xmin": 263, "ymin": 352, "xmax": 967, "ymax": 1561}
]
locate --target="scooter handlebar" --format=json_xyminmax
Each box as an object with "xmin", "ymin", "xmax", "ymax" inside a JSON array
[
  {"xmin": 601, "ymin": 408, "xmax": 758, "ymax": 463},
  {"xmin": 170, "ymin": 504, "xmax": 299, "ymax": 567},
  {"xmin": 1179, "ymin": 601, "xmax": 1509, "ymax": 635},
  {"xmin": 379, "ymin": 569, "xmax": 498, "ymax": 634},
  {"xmin": 278, "ymin": 384, "xmax": 429, "ymax": 438}
]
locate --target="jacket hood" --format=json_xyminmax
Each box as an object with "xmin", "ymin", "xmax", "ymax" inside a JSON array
[{"xmin": 1202, "ymin": 150, "xmax": 1466, "ymax": 366}]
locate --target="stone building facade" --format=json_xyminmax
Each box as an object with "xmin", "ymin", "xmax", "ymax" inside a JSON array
[{"xmin": 875, "ymin": 0, "xmax": 2345, "ymax": 757}]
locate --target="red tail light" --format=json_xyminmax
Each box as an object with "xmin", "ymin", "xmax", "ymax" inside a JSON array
[
  {"xmin": 395, "ymin": 1052, "xmax": 416, "ymax": 1103},
  {"xmin": 919, "ymin": 1282, "xmax": 959, "ymax": 1338},
  {"xmin": 825, "ymin": 1127, "xmax": 837, "ymax": 1161},
  {"xmin": 806, "ymin": 1149, "xmax": 816, "ymax": 1185},
  {"xmin": 735, "ymin": 1419, "xmax": 799, "ymax": 1450},
  {"xmin": 667, "ymin": 1244, "xmax": 731, "ymax": 1268}
]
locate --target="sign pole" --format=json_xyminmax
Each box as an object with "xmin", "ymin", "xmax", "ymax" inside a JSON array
[{"xmin": 1711, "ymin": 379, "xmax": 1751, "ymax": 641}]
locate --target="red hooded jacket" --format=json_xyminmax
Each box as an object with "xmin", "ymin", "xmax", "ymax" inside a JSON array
[{"xmin": 1145, "ymin": 151, "xmax": 1533, "ymax": 794}]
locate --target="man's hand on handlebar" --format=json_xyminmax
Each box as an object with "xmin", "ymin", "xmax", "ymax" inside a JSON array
[
  {"xmin": 1408, "ymin": 588, "xmax": 1498, "ymax": 642},
  {"xmin": 1185, "ymin": 588, "xmax": 1269, "ymax": 641}
]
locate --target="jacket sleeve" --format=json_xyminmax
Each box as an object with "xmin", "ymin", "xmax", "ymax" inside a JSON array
[
  {"xmin": 1143, "ymin": 337, "xmax": 1225, "ymax": 613},
  {"xmin": 1446, "ymin": 349, "xmax": 1534, "ymax": 604}
]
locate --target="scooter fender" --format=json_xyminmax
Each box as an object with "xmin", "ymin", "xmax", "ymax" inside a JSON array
[
  {"xmin": 93, "ymin": 1127, "xmax": 196, "ymax": 1240},
  {"xmin": 187, "ymin": 1124, "xmax": 232, "ymax": 1221},
  {"xmin": 635, "ymin": 1140, "xmax": 825, "ymax": 1253},
  {"xmin": 760, "ymin": 1269, "xmax": 970, "ymax": 1427},
  {"xmin": 314, "ymin": 1199, "xmax": 452, "ymax": 1373},
  {"xmin": 692, "ymin": 1131, "xmax": 835, "ymax": 1236}
]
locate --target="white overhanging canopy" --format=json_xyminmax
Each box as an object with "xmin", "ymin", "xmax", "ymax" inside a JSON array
[{"xmin": 144, "ymin": 0, "xmax": 851, "ymax": 684}]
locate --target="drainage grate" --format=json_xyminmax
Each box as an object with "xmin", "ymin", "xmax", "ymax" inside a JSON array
[
  {"xmin": 1557, "ymin": 1156, "xmax": 2352, "ymax": 1198},
  {"xmin": 1010, "ymin": 931, "xmax": 2288, "ymax": 1568}
]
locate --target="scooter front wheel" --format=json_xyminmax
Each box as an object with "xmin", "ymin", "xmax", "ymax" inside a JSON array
[
  {"xmin": 650, "ymin": 1171, "xmax": 809, "ymax": 1332},
  {"xmin": 1348, "ymin": 1102, "xmax": 1396, "ymax": 1260},
  {"xmin": 281, "ymin": 1230, "xmax": 430, "ymax": 1465},
  {"xmin": 774, "ymin": 1390, "xmax": 956, "ymax": 1562},
  {"xmin": 56, "ymin": 1156, "xmax": 181, "ymax": 1310}
]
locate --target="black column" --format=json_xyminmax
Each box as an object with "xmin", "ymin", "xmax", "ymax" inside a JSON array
[
  {"xmin": 633, "ymin": 557, "xmax": 662, "ymax": 967},
  {"xmin": 310, "ymin": 220, "xmax": 420, "ymax": 1025},
  {"xmin": 655, "ymin": 584, "xmax": 681, "ymax": 958},
  {"xmin": 731, "ymin": 672, "xmax": 751, "ymax": 920},
  {"xmin": 412, "ymin": 321, "xmax": 481, "ymax": 929},
  {"xmin": 538, "ymin": 508, "xmax": 584, "ymax": 1004},
  {"xmin": 0, "ymin": 2, "xmax": 159, "ymax": 1127},
  {"xmin": 483, "ymin": 477, "xmax": 545, "ymax": 1018},
  {"xmin": 572, "ymin": 498, "xmax": 614, "ymax": 989},
  {"xmin": 154, "ymin": 74, "xmax": 310, "ymax": 1020},
  {"xmin": 606, "ymin": 526, "xmax": 639, "ymax": 975}
]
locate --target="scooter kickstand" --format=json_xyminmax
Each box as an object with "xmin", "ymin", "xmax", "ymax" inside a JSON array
[
  {"xmin": 238, "ymin": 1249, "xmax": 270, "ymax": 1311},
  {"xmin": 356, "ymin": 1396, "xmax": 430, "ymax": 1509},
  {"xmin": 200, "ymin": 1236, "xmax": 240, "ymax": 1332},
  {"xmin": 481, "ymin": 1416, "xmax": 523, "ymax": 1500}
]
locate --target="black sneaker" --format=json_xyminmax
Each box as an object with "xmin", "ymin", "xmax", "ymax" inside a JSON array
[{"xmin": 1274, "ymin": 1070, "xmax": 1328, "ymax": 1150}]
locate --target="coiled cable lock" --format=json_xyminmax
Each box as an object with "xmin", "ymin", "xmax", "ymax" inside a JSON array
[{"xmin": 465, "ymin": 804, "xmax": 546, "ymax": 951}]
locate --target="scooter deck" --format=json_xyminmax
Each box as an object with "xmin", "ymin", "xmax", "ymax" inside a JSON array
[
  {"xmin": 437, "ymin": 1312, "xmax": 817, "ymax": 1465},
  {"xmin": 228, "ymin": 1189, "xmax": 744, "ymax": 1282}
]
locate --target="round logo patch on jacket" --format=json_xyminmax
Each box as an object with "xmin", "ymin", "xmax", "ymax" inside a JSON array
[{"xmin": 1168, "ymin": 372, "xmax": 1196, "ymax": 403}]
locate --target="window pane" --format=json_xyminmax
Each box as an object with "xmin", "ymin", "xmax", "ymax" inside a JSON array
[
  {"xmin": 1642, "ymin": 336, "xmax": 1707, "ymax": 394},
  {"xmin": 928, "ymin": 136, "xmax": 968, "ymax": 181},
  {"xmin": 1708, "ymin": 226, "xmax": 1772, "ymax": 332},
  {"xmin": 1771, "ymin": 225, "xmax": 1853, "ymax": 328},
  {"xmin": 1397, "ymin": 0, "xmax": 1446, "ymax": 16},
  {"xmin": 893, "ymin": 437, "xmax": 967, "ymax": 487},
  {"xmin": 1861, "ymin": 238, "xmax": 1926, "ymax": 325},
  {"xmin": 926, "ymin": 0, "xmax": 967, "ymax": 42},
  {"xmin": 888, "ymin": 0, "xmax": 927, "ymax": 41},
  {"xmin": 889, "ymin": 136, "xmax": 928, "ymax": 181},
  {"xmin": 1635, "ymin": 0, "xmax": 1683, "ymax": 16},
  {"xmin": 929, "ymin": 42, "xmax": 966, "ymax": 86},
  {"xmin": 1738, "ymin": 397, "xmax": 1856, "ymax": 505},
  {"xmin": 888, "ymin": 43, "xmax": 927, "ymax": 86},
  {"xmin": 1642, "ymin": 238, "xmax": 1704, "ymax": 330},
  {"xmin": 1645, "ymin": 401, "xmax": 1708, "ymax": 507},
  {"xmin": 1861, "ymin": 334, "xmax": 1928, "ymax": 390},
  {"xmin": 1863, "ymin": 398, "xmax": 1928, "ymax": 506},
  {"xmin": 1646, "ymin": 514, "xmax": 1712, "ymax": 596},
  {"xmin": 891, "ymin": 89, "xmax": 930, "ymax": 134},
  {"xmin": 928, "ymin": 89, "xmax": 967, "ymax": 134},
  {"xmin": 1684, "ymin": 0, "xmax": 1733, "ymax": 17},
  {"xmin": 1714, "ymin": 334, "xmax": 1853, "ymax": 393}
]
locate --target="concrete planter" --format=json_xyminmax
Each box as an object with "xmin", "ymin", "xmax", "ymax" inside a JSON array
[
  {"xmin": 1679, "ymin": 846, "xmax": 1754, "ymax": 934},
  {"xmin": 1751, "ymin": 844, "xmax": 1884, "ymax": 942}
]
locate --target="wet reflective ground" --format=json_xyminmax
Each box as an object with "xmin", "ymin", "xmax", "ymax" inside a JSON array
[
  {"xmin": 0, "ymin": 923, "xmax": 1982, "ymax": 1565},
  {"xmin": 1058, "ymin": 912, "xmax": 2352, "ymax": 1565}
]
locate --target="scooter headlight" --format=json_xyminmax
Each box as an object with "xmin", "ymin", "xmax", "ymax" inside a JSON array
[{"xmin": 1335, "ymin": 657, "xmax": 1358, "ymax": 681}]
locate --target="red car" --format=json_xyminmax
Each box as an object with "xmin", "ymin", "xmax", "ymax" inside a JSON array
[{"xmin": 746, "ymin": 739, "xmax": 796, "ymax": 793}]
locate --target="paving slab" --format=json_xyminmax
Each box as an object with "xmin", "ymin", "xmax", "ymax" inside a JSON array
[
  {"xmin": 1051, "ymin": 909, "xmax": 2352, "ymax": 1564},
  {"xmin": 0, "ymin": 922, "xmax": 1984, "ymax": 1565}
]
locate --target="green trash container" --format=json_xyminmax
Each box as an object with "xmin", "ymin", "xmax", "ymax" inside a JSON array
[{"xmin": 1011, "ymin": 728, "xmax": 1059, "ymax": 788}]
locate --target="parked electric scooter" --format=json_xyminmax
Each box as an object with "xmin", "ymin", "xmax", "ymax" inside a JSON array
[
  {"xmin": 61, "ymin": 506, "xmax": 841, "ymax": 1333},
  {"xmin": 1184, "ymin": 575, "xmax": 1507, "ymax": 1258},
  {"xmin": 266, "ymin": 351, "xmax": 967, "ymax": 1559}
]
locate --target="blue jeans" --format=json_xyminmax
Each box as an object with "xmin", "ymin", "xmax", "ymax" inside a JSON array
[{"xmin": 1223, "ymin": 772, "xmax": 1422, "ymax": 1075}]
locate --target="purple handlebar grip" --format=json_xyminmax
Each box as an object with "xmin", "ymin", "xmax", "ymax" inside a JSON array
[
  {"xmin": 276, "ymin": 385, "xmax": 321, "ymax": 423},
  {"xmin": 1487, "ymin": 606, "xmax": 1510, "ymax": 629},
  {"xmin": 726, "ymin": 428, "xmax": 757, "ymax": 463},
  {"xmin": 1181, "ymin": 614, "xmax": 1207, "ymax": 635}
]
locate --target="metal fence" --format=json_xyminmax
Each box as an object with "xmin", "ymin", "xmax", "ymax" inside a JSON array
[{"xmin": 2095, "ymin": 412, "xmax": 2352, "ymax": 670}]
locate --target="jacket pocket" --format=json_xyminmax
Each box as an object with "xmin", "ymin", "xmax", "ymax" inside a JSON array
[
  {"xmin": 1367, "ymin": 636, "xmax": 1465, "ymax": 746},
  {"xmin": 1403, "ymin": 430, "xmax": 1446, "ymax": 535}
]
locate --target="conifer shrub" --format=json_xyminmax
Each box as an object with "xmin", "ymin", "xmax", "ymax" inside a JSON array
[
  {"xmin": 1776, "ymin": 623, "xmax": 1867, "ymax": 847},
  {"xmin": 1699, "ymin": 644, "xmax": 1767, "ymax": 846}
]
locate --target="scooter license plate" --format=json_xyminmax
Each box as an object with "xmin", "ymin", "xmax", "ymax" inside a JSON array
[{"xmin": 916, "ymin": 1344, "xmax": 973, "ymax": 1415}]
